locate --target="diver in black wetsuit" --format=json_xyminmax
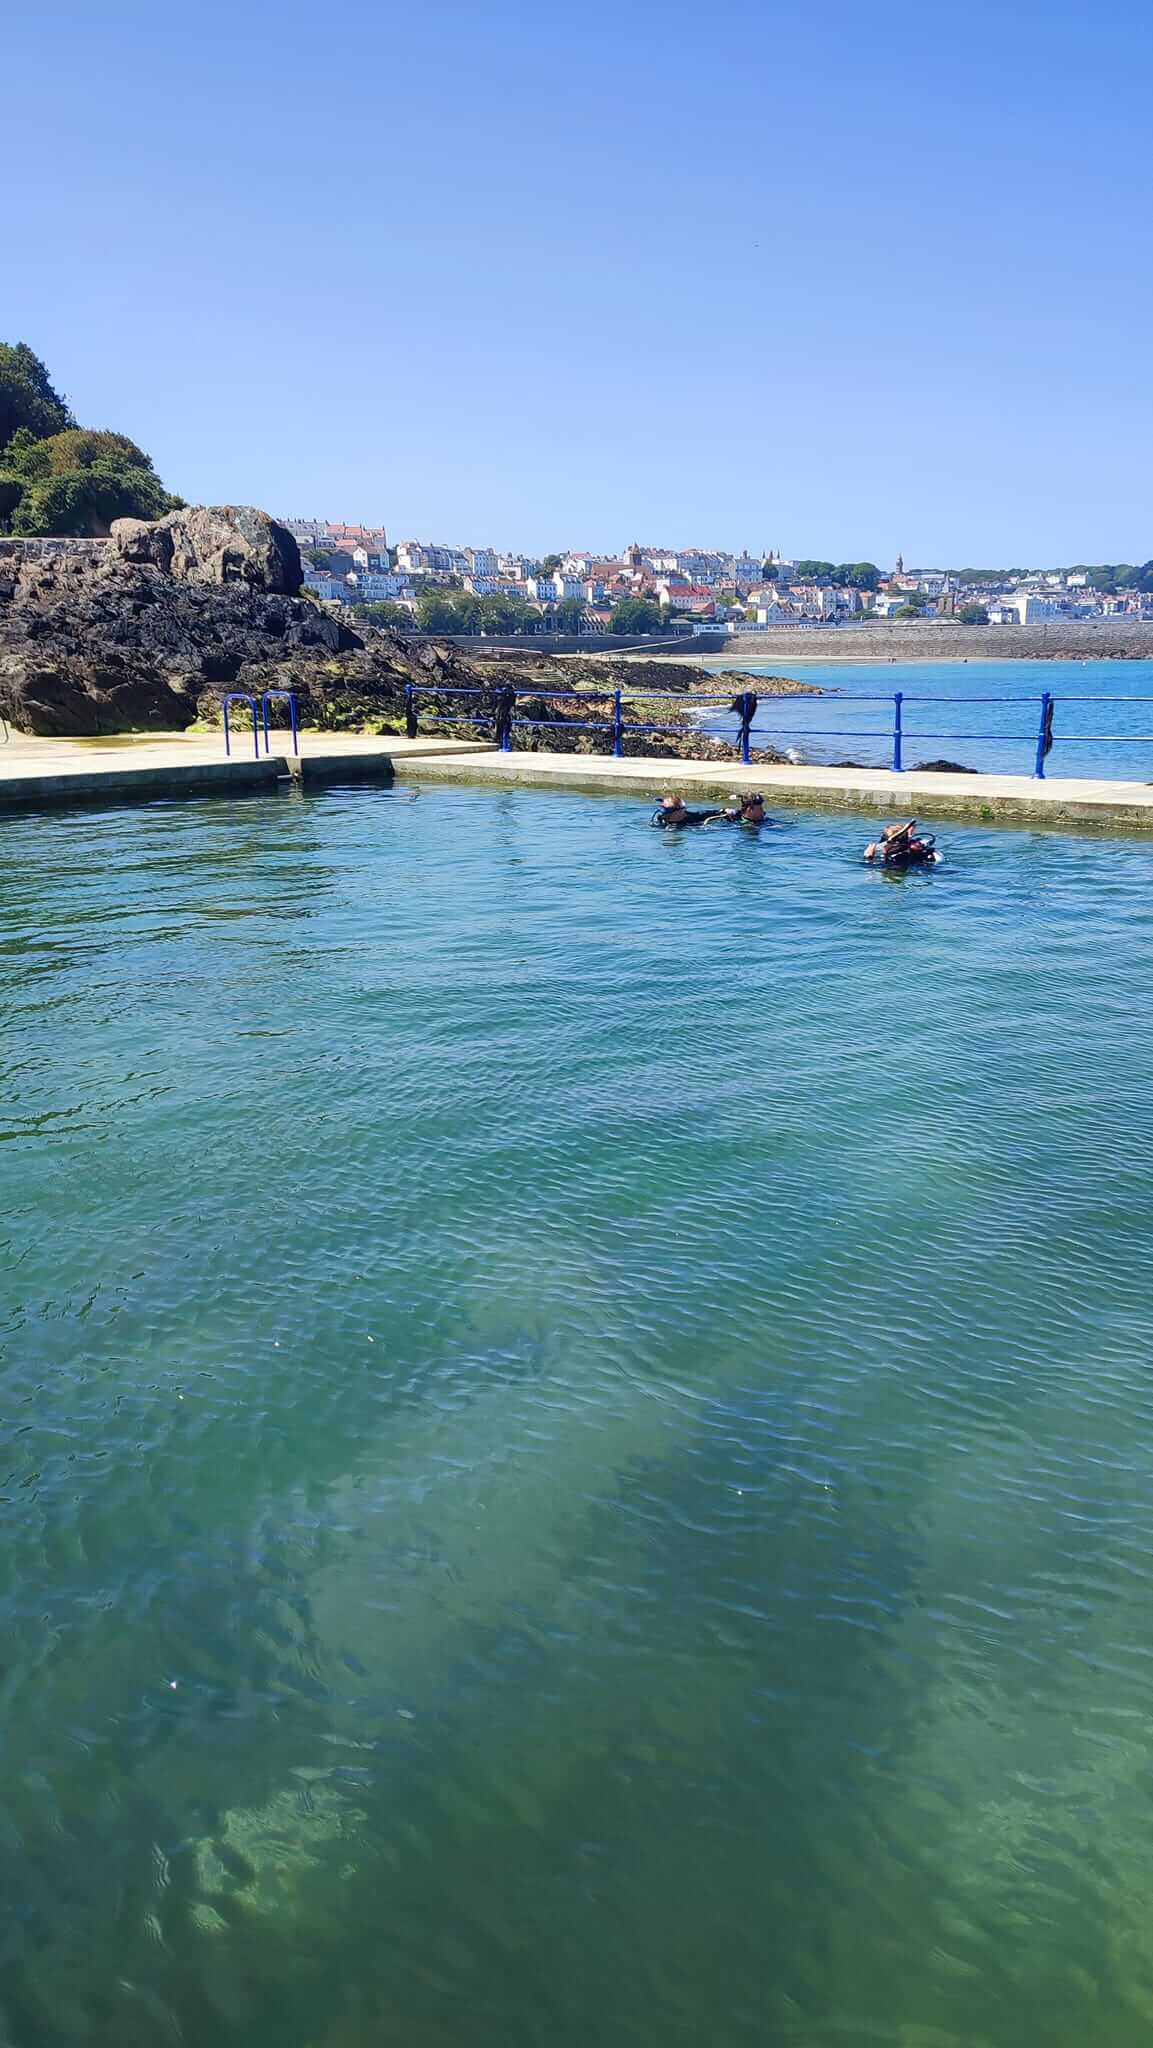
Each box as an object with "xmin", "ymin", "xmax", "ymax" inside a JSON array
[
  {"xmin": 720, "ymin": 793, "xmax": 773, "ymax": 828},
  {"xmin": 863, "ymin": 819, "xmax": 939, "ymax": 867},
  {"xmin": 651, "ymin": 794, "xmax": 725, "ymax": 829}
]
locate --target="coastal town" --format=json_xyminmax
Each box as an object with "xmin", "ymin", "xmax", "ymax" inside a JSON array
[{"xmin": 282, "ymin": 518, "xmax": 1153, "ymax": 633}]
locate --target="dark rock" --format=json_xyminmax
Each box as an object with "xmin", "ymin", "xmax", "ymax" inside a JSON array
[
  {"xmin": 911, "ymin": 758, "xmax": 976, "ymax": 773},
  {"xmin": 0, "ymin": 509, "xmax": 463, "ymax": 733},
  {"xmin": 112, "ymin": 505, "xmax": 303, "ymax": 596}
]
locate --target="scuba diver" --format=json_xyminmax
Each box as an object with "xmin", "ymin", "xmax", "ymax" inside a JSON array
[
  {"xmin": 721, "ymin": 792, "xmax": 774, "ymax": 829},
  {"xmin": 863, "ymin": 819, "xmax": 939, "ymax": 868},
  {"xmin": 651, "ymin": 794, "xmax": 725, "ymax": 829}
]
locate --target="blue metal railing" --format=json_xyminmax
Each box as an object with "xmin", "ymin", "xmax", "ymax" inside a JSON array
[
  {"xmin": 259, "ymin": 690, "xmax": 300, "ymax": 757},
  {"xmin": 400, "ymin": 684, "xmax": 1153, "ymax": 778},
  {"xmin": 223, "ymin": 691, "xmax": 300, "ymax": 760},
  {"xmin": 222, "ymin": 692, "xmax": 260, "ymax": 759}
]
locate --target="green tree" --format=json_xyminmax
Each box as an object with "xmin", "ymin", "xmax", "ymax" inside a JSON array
[
  {"xmin": 553, "ymin": 597, "xmax": 586, "ymax": 631},
  {"xmin": 794, "ymin": 559, "xmax": 836, "ymax": 582},
  {"xmin": 305, "ymin": 546, "xmax": 333, "ymax": 568},
  {"xmin": 959, "ymin": 603, "xmax": 989, "ymax": 625},
  {"xmin": 833, "ymin": 561, "xmax": 881, "ymax": 591},
  {"xmin": 416, "ymin": 589, "xmax": 482, "ymax": 633},
  {"xmin": 610, "ymin": 596, "xmax": 664, "ymax": 634},
  {"xmin": 538, "ymin": 553, "xmax": 563, "ymax": 576},
  {"xmin": 2, "ymin": 428, "xmax": 179, "ymax": 536},
  {"xmin": 477, "ymin": 593, "xmax": 538, "ymax": 633},
  {"xmin": 0, "ymin": 343, "xmax": 72, "ymax": 453},
  {"xmin": 357, "ymin": 600, "xmax": 414, "ymax": 628}
]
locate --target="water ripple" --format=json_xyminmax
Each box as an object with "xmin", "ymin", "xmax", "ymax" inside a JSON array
[{"xmin": 1, "ymin": 786, "xmax": 1153, "ymax": 2044}]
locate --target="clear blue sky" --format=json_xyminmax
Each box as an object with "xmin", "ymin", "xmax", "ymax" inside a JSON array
[{"xmin": 8, "ymin": 0, "xmax": 1152, "ymax": 564}]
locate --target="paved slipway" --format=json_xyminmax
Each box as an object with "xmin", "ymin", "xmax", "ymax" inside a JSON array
[{"xmin": 2, "ymin": 728, "xmax": 1153, "ymax": 831}]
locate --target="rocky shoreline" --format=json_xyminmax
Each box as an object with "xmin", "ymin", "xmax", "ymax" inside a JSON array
[{"xmin": 0, "ymin": 509, "xmax": 818, "ymax": 761}]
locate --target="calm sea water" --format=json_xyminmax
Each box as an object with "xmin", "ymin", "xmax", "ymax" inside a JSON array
[
  {"xmin": 5, "ymin": 782, "xmax": 1153, "ymax": 2046},
  {"xmin": 703, "ymin": 657, "xmax": 1153, "ymax": 778}
]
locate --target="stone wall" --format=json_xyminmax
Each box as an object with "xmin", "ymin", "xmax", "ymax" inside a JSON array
[
  {"xmin": 0, "ymin": 537, "xmax": 111, "ymax": 565},
  {"xmin": 714, "ymin": 621, "xmax": 1153, "ymax": 661},
  {"xmin": 404, "ymin": 631, "xmax": 724, "ymax": 655}
]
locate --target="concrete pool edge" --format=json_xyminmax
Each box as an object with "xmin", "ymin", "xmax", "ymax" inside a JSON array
[
  {"xmin": 390, "ymin": 749, "xmax": 1153, "ymax": 832},
  {"xmin": 4, "ymin": 734, "xmax": 1153, "ymax": 831},
  {"xmin": 0, "ymin": 736, "xmax": 484, "ymax": 810}
]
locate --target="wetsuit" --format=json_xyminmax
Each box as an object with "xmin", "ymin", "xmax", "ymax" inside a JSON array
[
  {"xmin": 882, "ymin": 834, "xmax": 936, "ymax": 867},
  {"xmin": 652, "ymin": 807, "xmax": 723, "ymax": 829}
]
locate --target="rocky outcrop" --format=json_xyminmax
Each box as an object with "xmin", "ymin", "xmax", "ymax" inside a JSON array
[
  {"xmin": 112, "ymin": 505, "xmax": 303, "ymax": 594},
  {"xmin": 0, "ymin": 506, "xmax": 478, "ymax": 735}
]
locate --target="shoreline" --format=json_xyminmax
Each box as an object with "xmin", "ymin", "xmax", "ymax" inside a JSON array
[{"xmin": 681, "ymin": 650, "xmax": 1153, "ymax": 667}]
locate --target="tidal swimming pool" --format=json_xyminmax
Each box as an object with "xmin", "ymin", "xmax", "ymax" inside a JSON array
[{"xmin": 6, "ymin": 782, "xmax": 1153, "ymax": 2046}]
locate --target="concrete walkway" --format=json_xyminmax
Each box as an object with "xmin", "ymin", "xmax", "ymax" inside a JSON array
[
  {"xmin": 2, "ymin": 728, "xmax": 1153, "ymax": 830},
  {"xmin": 391, "ymin": 747, "xmax": 1153, "ymax": 830},
  {"xmin": 0, "ymin": 731, "xmax": 487, "ymax": 806}
]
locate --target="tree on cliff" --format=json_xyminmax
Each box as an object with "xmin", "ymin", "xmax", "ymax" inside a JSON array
[
  {"xmin": 959, "ymin": 603, "xmax": 989, "ymax": 625},
  {"xmin": 0, "ymin": 344, "xmax": 181, "ymax": 537},
  {"xmin": 0, "ymin": 344, "xmax": 72, "ymax": 453},
  {"xmin": 0, "ymin": 426, "xmax": 181, "ymax": 537}
]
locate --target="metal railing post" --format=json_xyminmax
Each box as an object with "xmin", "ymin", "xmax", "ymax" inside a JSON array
[
  {"xmin": 1034, "ymin": 690, "xmax": 1052, "ymax": 779},
  {"xmin": 222, "ymin": 692, "xmax": 259, "ymax": 759},
  {"xmin": 259, "ymin": 690, "xmax": 300, "ymax": 757},
  {"xmin": 741, "ymin": 720, "xmax": 751, "ymax": 765},
  {"xmin": 892, "ymin": 691, "xmax": 903, "ymax": 772},
  {"xmin": 612, "ymin": 690, "xmax": 623, "ymax": 757},
  {"xmin": 404, "ymin": 683, "xmax": 417, "ymax": 739}
]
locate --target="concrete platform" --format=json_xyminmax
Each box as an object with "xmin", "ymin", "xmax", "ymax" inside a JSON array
[
  {"xmin": 0, "ymin": 732, "xmax": 487, "ymax": 807},
  {"xmin": 2, "ymin": 729, "xmax": 1153, "ymax": 832},
  {"xmin": 388, "ymin": 748, "xmax": 1153, "ymax": 831}
]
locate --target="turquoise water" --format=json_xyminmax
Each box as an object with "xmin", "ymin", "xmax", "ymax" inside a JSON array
[
  {"xmin": 6, "ymin": 782, "xmax": 1153, "ymax": 2045},
  {"xmin": 704, "ymin": 657, "xmax": 1153, "ymax": 778}
]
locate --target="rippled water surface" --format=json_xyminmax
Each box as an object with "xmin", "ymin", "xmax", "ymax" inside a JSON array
[{"xmin": 5, "ymin": 783, "xmax": 1153, "ymax": 2046}]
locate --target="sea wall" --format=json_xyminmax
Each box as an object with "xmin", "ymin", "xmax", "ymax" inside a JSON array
[
  {"xmin": 404, "ymin": 631, "xmax": 727, "ymax": 655},
  {"xmin": 711, "ymin": 621, "xmax": 1153, "ymax": 661}
]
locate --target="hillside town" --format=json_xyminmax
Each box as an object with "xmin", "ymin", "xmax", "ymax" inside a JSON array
[{"xmin": 281, "ymin": 519, "xmax": 1153, "ymax": 632}]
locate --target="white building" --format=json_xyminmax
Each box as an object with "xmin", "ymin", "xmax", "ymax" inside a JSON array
[
  {"xmin": 526, "ymin": 573, "xmax": 584, "ymax": 604},
  {"xmin": 467, "ymin": 548, "xmax": 498, "ymax": 576},
  {"xmin": 349, "ymin": 572, "xmax": 413, "ymax": 602},
  {"xmin": 395, "ymin": 540, "xmax": 432, "ymax": 573},
  {"xmin": 303, "ymin": 570, "xmax": 349, "ymax": 604}
]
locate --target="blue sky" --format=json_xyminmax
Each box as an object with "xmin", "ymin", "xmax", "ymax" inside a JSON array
[{"xmin": 7, "ymin": 0, "xmax": 1152, "ymax": 563}]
